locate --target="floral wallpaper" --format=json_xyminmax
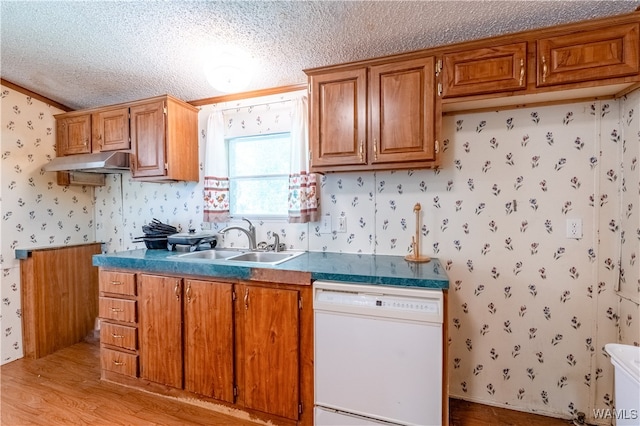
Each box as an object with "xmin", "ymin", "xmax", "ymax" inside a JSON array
[
  {"xmin": 3, "ymin": 82, "xmax": 638, "ymax": 425},
  {"xmin": 1, "ymin": 85, "xmax": 95, "ymax": 363}
]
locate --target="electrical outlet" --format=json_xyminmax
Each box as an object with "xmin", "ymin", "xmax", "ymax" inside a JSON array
[
  {"xmin": 320, "ymin": 213, "xmax": 332, "ymax": 234},
  {"xmin": 338, "ymin": 216, "xmax": 347, "ymax": 233},
  {"xmin": 566, "ymin": 218, "xmax": 583, "ymax": 239}
]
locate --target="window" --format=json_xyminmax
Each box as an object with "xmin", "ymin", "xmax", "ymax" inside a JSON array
[{"xmin": 228, "ymin": 132, "xmax": 291, "ymax": 218}]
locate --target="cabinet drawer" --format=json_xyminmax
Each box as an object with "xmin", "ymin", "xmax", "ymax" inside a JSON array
[
  {"xmin": 101, "ymin": 347, "xmax": 138, "ymax": 377},
  {"xmin": 99, "ymin": 270, "xmax": 136, "ymax": 296},
  {"xmin": 99, "ymin": 297, "xmax": 136, "ymax": 323},
  {"xmin": 100, "ymin": 322, "xmax": 137, "ymax": 350}
]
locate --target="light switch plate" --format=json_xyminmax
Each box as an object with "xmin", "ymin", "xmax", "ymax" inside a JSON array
[{"xmin": 320, "ymin": 213, "xmax": 332, "ymax": 234}]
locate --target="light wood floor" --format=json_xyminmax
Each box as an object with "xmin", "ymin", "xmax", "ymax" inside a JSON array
[{"xmin": 2, "ymin": 340, "xmax": 572, "ymax": 425}]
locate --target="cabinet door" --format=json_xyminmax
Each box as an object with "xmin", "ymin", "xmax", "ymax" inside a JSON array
[
  {"xmin": 184, "ymin": 279, "xmax": 234, "ymax": 403},
  {"xmin": 237, "ymin": 284, "xmax": 300, "ymax": 420},
  {"xmin": 538, "ymin": 23, "xmax": 639, "ymax": 86},
  {"xmin": 57, "ymin": 115, "xmax": 91, "ymax": 155},
  {"xmin": 93, "ymin": 107, "xmax": 130, "ymax": 152},
  {"xmin": 138, "ymin": 274, "xmax": 182, "ymax": 388},
  {"xmin": 130, "ymin": 100, "xmax": 166, "ymax": 178},
  {"xmin": 442, "ymin": 42, "xmax": 527, "ymax": 97},
  {"xmin": 309, "ymin": 68, "xmax": 367, "ymax": 169},
  {"xmin": 370, "ymin": 56, "xmax": 438, "ymax": 164}
]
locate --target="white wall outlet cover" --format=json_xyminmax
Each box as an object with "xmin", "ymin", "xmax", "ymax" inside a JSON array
[{"xmin": 566, "ymin": 218, "xmax": 583, "ymax": 239}]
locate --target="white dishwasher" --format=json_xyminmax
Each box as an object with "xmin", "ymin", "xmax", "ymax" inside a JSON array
[{"xmin": 313, "ymin": 280, "xmax": 444, "ymax": 426}]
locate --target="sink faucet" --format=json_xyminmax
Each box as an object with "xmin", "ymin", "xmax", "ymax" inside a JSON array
[
  {"xmin": 219, "ymin": 218, "xmax": 257, "ymax": 250},
  {"xmin": 273, "ymin": 233, "xmax": 280, "ymax": 252}
]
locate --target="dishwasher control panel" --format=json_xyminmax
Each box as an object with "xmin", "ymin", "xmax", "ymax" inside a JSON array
[{"xmin": 313, "ymin": 281, "xmax": 443, "ymax": 323}]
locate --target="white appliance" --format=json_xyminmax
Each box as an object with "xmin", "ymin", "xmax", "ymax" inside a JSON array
[
  {"xmin": 605, "ymin": 343, "xmax": 640, "ymax": 426},
  {"xmin": 313, "ymin": 280, "xmax": 444, "ymax": 426}
]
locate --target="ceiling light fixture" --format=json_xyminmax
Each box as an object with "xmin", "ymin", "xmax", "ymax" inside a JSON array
[{"xmin": 205, "ymin": 46, "xmax": 254, "ymax": 94}]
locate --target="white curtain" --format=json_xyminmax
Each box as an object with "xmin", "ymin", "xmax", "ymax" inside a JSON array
[
  {"xmin": 203, "ymin": 111, "xmax": 230, "ymax": 223},
  {"xmin": 288, "ymin": 95, "xmax": 320, "ymax": 223}
]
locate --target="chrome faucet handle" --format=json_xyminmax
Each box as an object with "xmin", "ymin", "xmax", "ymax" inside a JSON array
[{"xmin": 272, "ymin": 233, "xmax": 280, "ymax": 252}]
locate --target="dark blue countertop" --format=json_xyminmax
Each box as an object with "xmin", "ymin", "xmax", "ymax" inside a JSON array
[{"xmin": 93, "ymin": 249, "xmax": 449, "ymax": 290}]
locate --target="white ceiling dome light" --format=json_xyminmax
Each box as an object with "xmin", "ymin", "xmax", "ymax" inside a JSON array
[{"xmin": 205, "ymin": 45, "xmax": 254, "ymax": 94}]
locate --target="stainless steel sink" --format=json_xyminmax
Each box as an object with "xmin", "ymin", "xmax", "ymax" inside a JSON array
[
  {"xmin": 226, "ymin": 251, "xmax": 304, "ymax": 265},
  {"xmin": 175, "ymin": 249, "xmax": 247, "ymax": 260},
  {"xmin": 174, "ymin": 249, "xmax": 304, "ymax": 265}
]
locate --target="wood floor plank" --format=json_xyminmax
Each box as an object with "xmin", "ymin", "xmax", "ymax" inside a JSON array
[{"xmin": 2, "ymin": 340, "xmax": 574, "ymax": 425}]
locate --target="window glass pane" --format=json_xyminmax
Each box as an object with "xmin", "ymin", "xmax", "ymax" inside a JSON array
[
  {"xmin": 227, "ymin": 132, "xmax": 291, "ymax": 218},
  {"xmin": 229, "ymin": 133, "xmax": 290, "ymax": 177},
  {"xmin": 230, "ymin": 177, "xmax": 289, "ymax": 216}
]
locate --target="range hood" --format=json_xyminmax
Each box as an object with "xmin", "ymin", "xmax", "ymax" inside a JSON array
[{"xmin": 43, "ymin": 151, "xmax": 130, "ymax": 173}]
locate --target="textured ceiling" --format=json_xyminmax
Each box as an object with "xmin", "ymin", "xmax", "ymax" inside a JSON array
[{"xmin": 2, "ymin": 1, "xmax": 639, "ymax": 110}]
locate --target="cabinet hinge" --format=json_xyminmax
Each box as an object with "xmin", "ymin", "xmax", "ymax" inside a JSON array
[
  {"xmin": 163, "ymin": 106, "xmax": 168, "ymax": 115},
  {"xmin": 164, "ymin": 162, "xmax": 169, "ymax": 171},
  {"xmin": 437, "ymin": 83, "xmax": 443, "ymax": 97},
  {"xmin": 233, "ymin": 385, "xmax": 238, "ymax": 397},
  {"xmin": 435, "ymin": 59, "xmax": 442, "ymax": 76},
  {"xmin": 435, "ymin": 140, "xmax": 440, "ymax": 154},
  {"xmin": 299, "ymin": 296, "xmax": 302, "ymax": 310},
  {"xmin": 232, "ymin": 290, "xmax": 236, "ymax": 301},
  {"xmin": 299, "ymin": 403, "xmax": 303, "ymax": 414}
]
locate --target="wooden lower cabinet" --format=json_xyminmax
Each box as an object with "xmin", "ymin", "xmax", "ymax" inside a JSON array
[
  {"xmin": 235, "ymin": 282, "xmax": 301, "ymax": 420},
  {"xmin": 183, "ymin": 279, "xmax": 234, "ymax": 402},
  {"xmin": 98, "ymin": 270, "xmax": 138, "ymax": 379},
  {"xmin": 138, "ymin": 274, "xmax": 183, "ymax": 388},
  {"xmin": 100, "ymin": 269, "xmax": 312, "ymax": 425}
]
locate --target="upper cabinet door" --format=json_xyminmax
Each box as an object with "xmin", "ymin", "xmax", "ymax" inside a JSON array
[
  {"xmin": 442, "ymin": 42, "xmax": 528, "ymax": 97},
  {"xmin": 309, "ymin": 68, "xmax": 368, "ymax": 169},
  {"xmin": 57, "ymin": 114, "xmax": 92, "ymax": 155},
  {"xmin": 92, "ymin": 107, "xmax": 130, "ymax": 152},
  {"xmin": 129, "ymin": 100, "xmax": 166, "ymax": 178},
  {"xmin": 537, "ymin": 23, "xmax": 639, "ymax": 87},
  {"xmin": 370, "ymin": 56, "xmax": 438, "ymax": 164}
]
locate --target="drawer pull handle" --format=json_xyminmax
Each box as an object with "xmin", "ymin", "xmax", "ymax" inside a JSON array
[
  {"xmin": 541, "ymin": 56, "xmax": 548, "ymax": 83},
  {"xmin": 110, "ymin": 280, "xmax": 123, "ymax": 286},
  {"xmin": 110, "ymin": 307, "xmax": 124, "ymax": 313},
  {"xmin": 113, "ymin": 360, "xmax": 126, "ymax": 366},
  {"xmin": 519, "ymin": 59, "xmax": 525, "ymax": 86},
  {"xmin": 111, "ymin": 333, "xmax": 124, "ymax": 339}
]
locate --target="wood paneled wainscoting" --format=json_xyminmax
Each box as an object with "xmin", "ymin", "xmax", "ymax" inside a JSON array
[
  {"xmin": 1, "ymin": 341, "xmax": 573, "ymax": 425},
  {"xmin": 18, "ymin": 243, "xmax": 103, "ymax": 359}
]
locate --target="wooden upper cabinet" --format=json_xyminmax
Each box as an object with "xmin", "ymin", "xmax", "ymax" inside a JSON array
[
  {"xmin": 57, "ymin": 114, "xmax": 92, "ymax": 155},
  {"xmin": 129, "ymin": 96, "xmax": 199, "ymax": 182},
  {"xmin": 92, "ymin": 107, "xmax": 130, "ymax": 152},
  {"xmin": 370, "ymin": 56, "xmax": 438, "ymax": 164},
  {"xmin": 307, "ymin": 55, "xmax": 439, "ymax": 172},
  {"xmin": 129, "ymin": 100, "xmax": 166, "ymax": 179},
  {"xmin": 537, "ymin": 23, "xmax": 639, "ymax": 87},
  {"xmin": 442, "ymin": 42, "xmax": 528, "ymax": 97},
  {"xmin": 309, "ymin": 68, "xmax": 367, "ymax": 168}
]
